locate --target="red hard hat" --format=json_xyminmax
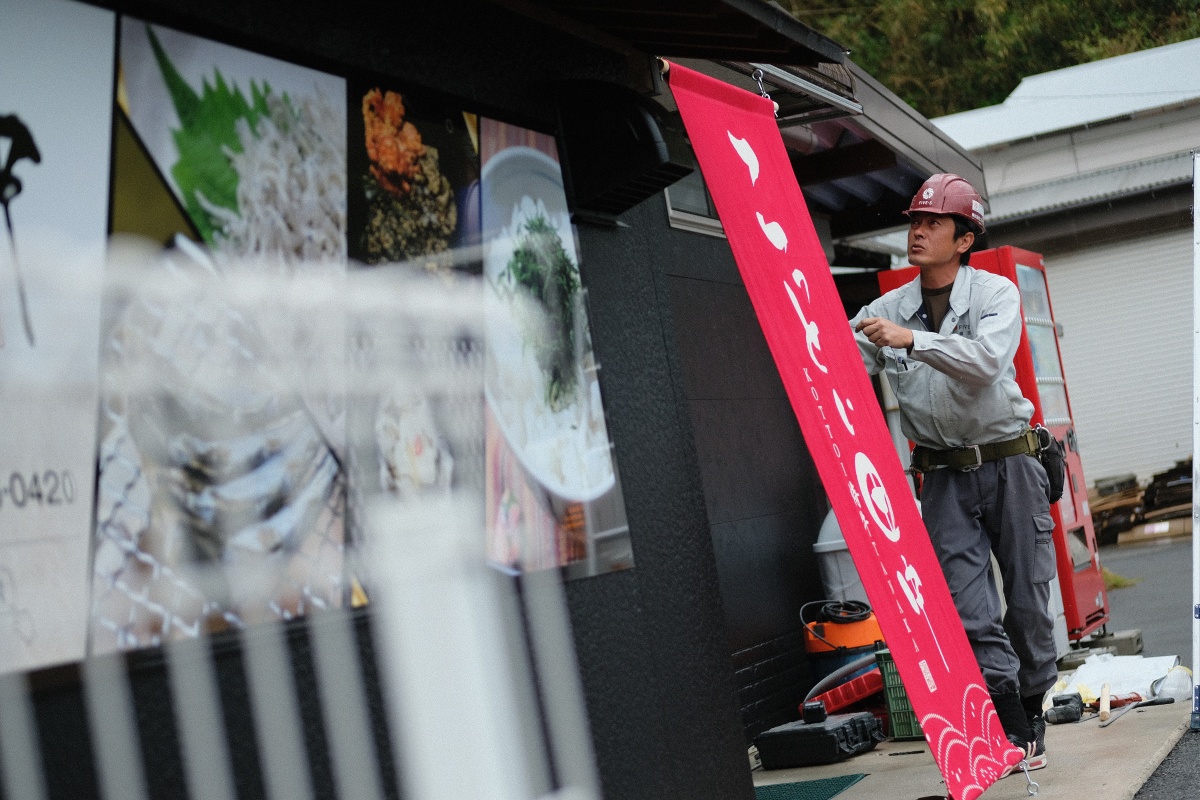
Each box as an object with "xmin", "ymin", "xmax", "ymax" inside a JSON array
[{"xmin": 906, "ymin": 173, "xmax": 986, "ymax": 234}]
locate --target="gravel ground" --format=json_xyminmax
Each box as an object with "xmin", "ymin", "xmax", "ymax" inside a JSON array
[{"xmin": 1134, "ymin": 727, "xmax": 1200, "ymax": 798}]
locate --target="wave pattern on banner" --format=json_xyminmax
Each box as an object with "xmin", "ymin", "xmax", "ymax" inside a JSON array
[{"xmin": 922, "ymin": 683, "xmax": 1012, "ymax": 796}]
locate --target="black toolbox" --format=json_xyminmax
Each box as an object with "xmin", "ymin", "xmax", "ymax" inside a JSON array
[{"xmin": 753, "ymin": 712, "xmax": 886, "ymax": 769}]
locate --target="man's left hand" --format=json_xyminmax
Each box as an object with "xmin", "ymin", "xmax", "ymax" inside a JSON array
[{"xmin": 855, "ymin": 317, "xmax": 914, "ymax": 350}]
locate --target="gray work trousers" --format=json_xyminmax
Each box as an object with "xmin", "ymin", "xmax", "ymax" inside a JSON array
[{"xmin": 921, "ymin": 453, "xmax": 1059, "ymax": 698}]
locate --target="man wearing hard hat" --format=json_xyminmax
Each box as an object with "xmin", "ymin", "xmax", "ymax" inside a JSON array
[{"xmin": 850, "ymin": 174, "xmax": 1055, "ymax": 773}]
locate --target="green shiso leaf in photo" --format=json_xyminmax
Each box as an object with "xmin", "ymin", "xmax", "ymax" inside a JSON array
[{"xmin": 146, "ymin": 25, "xmax": 276, "ymax": 244}]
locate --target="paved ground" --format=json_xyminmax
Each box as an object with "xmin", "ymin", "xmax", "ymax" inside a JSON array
[{"xmin": 1099, "ymin": 537, "xmax": 1194, "ymax": 670}]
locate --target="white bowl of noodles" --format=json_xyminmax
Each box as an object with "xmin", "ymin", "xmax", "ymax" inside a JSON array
[{"xmin": 482, "ymin": 147, "xmax": 616, "ymax": 503}]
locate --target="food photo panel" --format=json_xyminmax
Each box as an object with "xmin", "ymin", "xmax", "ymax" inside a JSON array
[
  {"xmin": 343, "ymin": 79, "xmax": 486, "ymax": 599},
  {"xmin": 90, "ymin": 19, "xmax": 350, "ymax": 654},
  {"xmin": 479, "ymin": 119, "xmax": 632, "ymax": 577}
]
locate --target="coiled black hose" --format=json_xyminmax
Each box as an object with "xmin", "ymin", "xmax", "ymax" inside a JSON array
[{"xmin": 800, "ymin": 600, "xmax": 878, "ymax": 703}]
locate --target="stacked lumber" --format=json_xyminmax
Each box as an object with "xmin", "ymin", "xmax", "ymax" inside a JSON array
[
  {"xmin": 1094, "ymin": 459, "xmax": 1194, "ymax": 546},
  {"xmin": 1141, "ymin": 458, "xmax": 1192, "ymax": 517},
  {"xmin": 1088, "ymin": 475, "xmax": 1142, "ymax": 547}
]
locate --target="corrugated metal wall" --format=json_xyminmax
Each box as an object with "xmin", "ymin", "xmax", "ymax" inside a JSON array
[{"xmin": 1043, "ymin": 228, "xmax": 1192, "ymax": 484}]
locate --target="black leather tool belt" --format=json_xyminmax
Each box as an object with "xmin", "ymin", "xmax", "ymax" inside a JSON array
[{"xmin": 910, "ymin": 429, "xmax": 1040, "ymax": 473}]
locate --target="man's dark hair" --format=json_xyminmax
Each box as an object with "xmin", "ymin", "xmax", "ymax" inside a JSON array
[{"xmin": 953, "ymin": 216, "xmax": 983, "ymax": 265}]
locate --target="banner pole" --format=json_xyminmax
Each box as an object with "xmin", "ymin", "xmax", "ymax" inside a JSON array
[{"xmin": 1192, "ymin": 150, "xmax": 1199, "ymax": 731}]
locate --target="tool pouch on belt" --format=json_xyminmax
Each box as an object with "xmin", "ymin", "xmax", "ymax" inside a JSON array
[{"xmin": 1035, "ymin": 425, "xmax": 1065, "ymax": 504}]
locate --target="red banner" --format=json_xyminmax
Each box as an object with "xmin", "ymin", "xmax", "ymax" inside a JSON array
[{"xmin": 667, "ymin": 62, "xmax": 1019, "ymax": 799}]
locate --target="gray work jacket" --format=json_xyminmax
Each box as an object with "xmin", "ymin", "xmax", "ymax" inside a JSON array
[{"xmin": 850, "ymin": 265, "xmax": 1034, "ymax": 450}]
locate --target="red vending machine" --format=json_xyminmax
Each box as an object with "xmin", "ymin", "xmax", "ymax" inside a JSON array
[{"xmin": 877, "ymin": 246, "xmax": 1109, "ymax": 641}]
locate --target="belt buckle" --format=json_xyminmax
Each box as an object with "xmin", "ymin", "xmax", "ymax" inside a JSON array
[{"xmin": 958, "ymin": 444, "xmax": 982, "ymax": 471}]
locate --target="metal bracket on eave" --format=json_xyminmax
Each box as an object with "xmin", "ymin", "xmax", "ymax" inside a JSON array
[{"xmin": 747, "ymin": 63, "xmax": 862, "ymax": 118}]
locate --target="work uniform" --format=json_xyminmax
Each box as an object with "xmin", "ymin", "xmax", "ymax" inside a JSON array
[{"xmin": 850, "ymin": 264, "xmax": 1059, "ymax": 699}]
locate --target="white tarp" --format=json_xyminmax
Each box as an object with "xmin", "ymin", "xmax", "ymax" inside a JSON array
[{"xmin": 1054, "ymin": 653, "xmax": 1181, "ymax": 704}]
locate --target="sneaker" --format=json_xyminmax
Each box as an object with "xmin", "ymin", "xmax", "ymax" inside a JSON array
[{"xmin": 1001, "ymin": 733, "xmax": 1048, "ymax": 777}]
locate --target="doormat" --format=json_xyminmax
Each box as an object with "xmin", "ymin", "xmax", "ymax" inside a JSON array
[{"xmin": 754, "ymin": 774, "xmax": 866, "ymax": 800}]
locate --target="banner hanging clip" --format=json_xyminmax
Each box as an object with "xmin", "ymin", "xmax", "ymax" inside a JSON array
[{"xmin": 750, "ymin": 68, "xmax": 779, "ymax": 118}]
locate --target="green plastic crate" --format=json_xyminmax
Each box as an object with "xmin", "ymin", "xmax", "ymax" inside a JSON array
[{"xmin": 875, "ymin": 648, "xmax": 923, "ymax": 740}]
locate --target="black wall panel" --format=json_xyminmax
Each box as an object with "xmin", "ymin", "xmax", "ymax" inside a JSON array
[
  {"xmin": 662, "ymin": 229, "xmax": 829, "ymax": 741},
  {"xmin": 569, "ymin": 195, "xmax": 752, "ymax": 800}
]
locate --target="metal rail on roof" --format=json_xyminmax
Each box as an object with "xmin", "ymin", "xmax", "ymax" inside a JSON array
[{"xmin": 748, "ymin": 62, "xmax": 863, "ymax": 118}]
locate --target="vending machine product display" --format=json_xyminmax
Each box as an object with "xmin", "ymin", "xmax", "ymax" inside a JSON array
[{"xmin": 878, "ymin": 246, "xmax": 1110, "ymax": 641}]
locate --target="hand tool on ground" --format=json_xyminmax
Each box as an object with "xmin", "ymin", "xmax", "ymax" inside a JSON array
[{"xmin": 1098, "ymin": 696, "xmax": 1175, "ymax": 728}]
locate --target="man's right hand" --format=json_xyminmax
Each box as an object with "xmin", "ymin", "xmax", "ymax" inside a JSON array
[{"xmin": 855, "ymin": 317, "xmax": 914, "ymax": 350}]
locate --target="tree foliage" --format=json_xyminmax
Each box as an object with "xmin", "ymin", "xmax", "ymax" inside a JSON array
[{"xmin": 778, "ymin": 0, "xmax": 1200, "ymax": 117}]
